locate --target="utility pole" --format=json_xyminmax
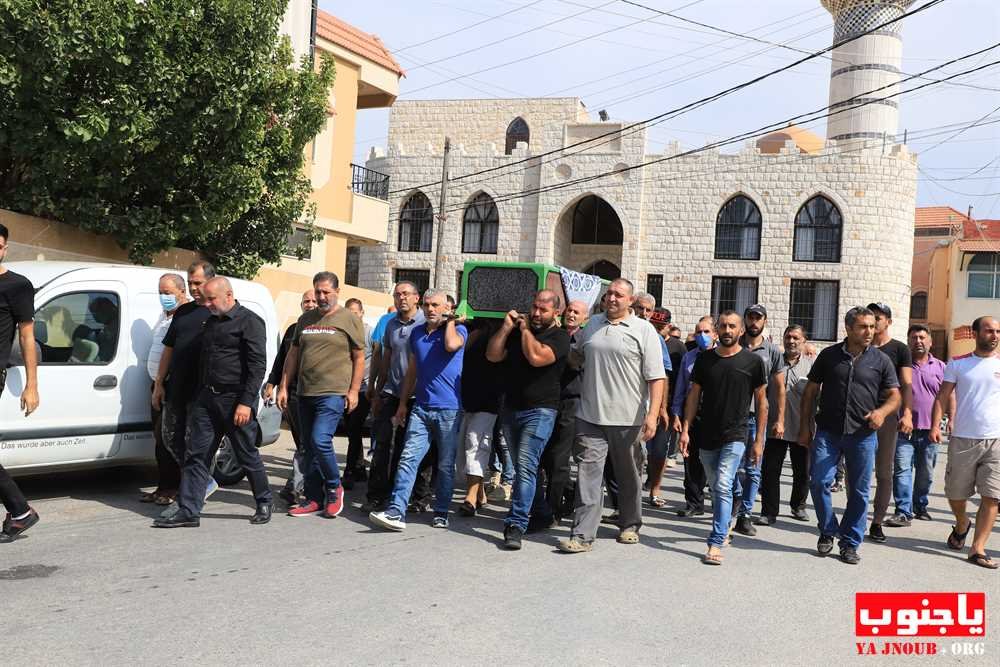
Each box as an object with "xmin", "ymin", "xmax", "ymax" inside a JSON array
[{"xmin": 433, "ymin": 137, "xmax": 451, "ymax": 288}]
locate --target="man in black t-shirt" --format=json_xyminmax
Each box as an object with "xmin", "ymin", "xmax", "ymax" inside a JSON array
[
  {"xmin": 678, "ymin": 310, "xmax": 767, "ymax": 565},
  {"xmin": 487, "ymin": 290, "xmax": 570, "ymax": 550},
  {"xmin": 866, "ymin": 302, "xmax": 914, "ymax": 544},
  {"xmin": 0, "ymin": 223, "xmax": 42, "ymax": 543}
]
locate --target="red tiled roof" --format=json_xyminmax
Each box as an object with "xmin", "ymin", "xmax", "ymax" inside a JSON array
[
  {"xmin": 957, "ymin": 239, "xmax": 1000, "ymax": 252},
  {"xmin": 316, "ymin": 11, "xmax": 404, "ymax": 77},
  {"xmin": 914, "ymin": 206, "xmax": 969, "ymax": 228},
  {"xmin": 961, "ymin": 218, "xmax": 1000, "ymax": 241}
]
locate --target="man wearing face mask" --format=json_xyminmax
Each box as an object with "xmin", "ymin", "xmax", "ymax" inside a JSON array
[
  {"xmin": 672, "ymin": 316, "xmax": 716, "ymax": 517},
  {"xmin": 141, "ymin": 273, "xmax": 189, "ymax": 506}
]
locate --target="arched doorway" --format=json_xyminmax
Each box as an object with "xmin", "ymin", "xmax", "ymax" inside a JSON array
[{"xmin": 554, "ymin": 194, "xmax": 624, "ymax": 276}]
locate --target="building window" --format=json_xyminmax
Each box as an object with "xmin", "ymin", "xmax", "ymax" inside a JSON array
[
  {"xmin": 505, "ymin": 116, "xmax": 529, "ymax": 155},
  {"xmin": 646, "ymin": 274, "xmax": 663, "ymax": 307},
  {"xmin": 283, "ymin": 226, "xmax": 313, "ymax": 260},
  {"xmin": 462, "ymin": 193, "xmax": 499, "ymax": 253},
  {"xmin": 710, "ymin": 277, "xmax": 758, "ymax": 317},
  {"xmin": 398, "ymin": 192, "xmax": 433, "ymax": 252},
  {"xmin": 967, "ymin": 253, "xmax": 1000, "ymax": 298},
  {"xmin": 571, "ymin": 195, "xmax": 623, "ymax": 244},
  {"xmin": 789, "ymin": 279, "xmax": 839, "ymax": 342},
  {"xmin": 715, "ymin": 195, "xmax": 761, "ymax": 260},
  {"xmin": 394, "ymin": 269, "xmax": 430, "ymax": 295},
  {"xmin": 793, "ymin": 195, "xmax": 843, "ymax": 262},
  {"xmin": 910, "ymin": 291, "xmax": 928, "ymax": 320},
  {"xmin": 345, "ymin": 246, "xmax": 360, "ymax": 286}
]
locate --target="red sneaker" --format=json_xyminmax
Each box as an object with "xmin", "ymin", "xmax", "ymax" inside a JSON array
[
  {"xmin": 324, "ymin": 486, "xmax": 344, "ymax": 518},
  {"xmin": 288, "ymin": 500, "xmax": 322, "ymax": 517}
]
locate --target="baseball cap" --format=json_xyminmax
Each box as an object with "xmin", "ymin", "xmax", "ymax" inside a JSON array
[
  {"xmin": 744, "ymin": 304, "xmax": 768, "ymax": 318},
  {"xmin": 650, "ymin": 308, "xmax": 671, "ymax": 326},
  {"xmin": 867, "ymin": 302, "xmax": 892, "ymax": 318}
]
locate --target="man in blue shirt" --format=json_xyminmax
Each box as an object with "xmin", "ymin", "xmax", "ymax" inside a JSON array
[{"xmin": 370, "ymin": 289, "xmax": 467, "ymax": 531}]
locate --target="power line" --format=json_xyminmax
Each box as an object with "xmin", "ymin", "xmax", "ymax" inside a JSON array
[
  {"xmin": 389, "ymin": 0, "xmax": 948, "ymax": 195},
  {"xmin": 917, "ymin": 102, "xmax": 1000, "ymax": 156},
  {"xmin": 393, "ymin": 0, "xmax": 548, "ymax": 53}
]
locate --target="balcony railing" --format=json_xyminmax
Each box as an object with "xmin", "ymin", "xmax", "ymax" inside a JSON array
[{"xmin": 351, "ymin": 163, "xmax": 390, "ymax": 201}]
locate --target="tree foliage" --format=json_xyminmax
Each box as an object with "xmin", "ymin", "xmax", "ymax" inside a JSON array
[{"xmin": 0, "ymin": 0, "xmax": 334, "ymax": 278}]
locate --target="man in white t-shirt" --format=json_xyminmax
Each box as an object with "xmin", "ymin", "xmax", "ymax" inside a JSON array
[{"xmin": 931, "ymin": 316, "xmax": 1000, "ymax": 569}]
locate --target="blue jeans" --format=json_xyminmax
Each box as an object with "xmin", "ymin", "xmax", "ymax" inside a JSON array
[
  {"xmin": 297, "ymin": 394, "xmax": 346, "ymax": 504},
  {"xmin": 893, "ymin": 429, "xmax": 937, "ymax": 518},
  {"xmin": 699, "ymin": 442, "xmax": 746, "ymax": 547},
  {"xmin": 733, "ymin": 416, "xmax": 760, "ymax": 517},
  {"xmin": 502, "ymin": 408, "xmax": 558, "ymax": 532},
  {"xmin": 388, "ymin": 406, "xmax": 462, "ymax": 517},
  {"xmin": 809, "ymin": 429, "xmax": 878, "ymax": 550}
]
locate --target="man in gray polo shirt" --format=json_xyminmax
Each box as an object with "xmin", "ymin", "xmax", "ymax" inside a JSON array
[
  {"xmin": 363, "ymin": 281, "xmax": 428, "ymax": 512},
  {"xmin": 733, "ymin": 304, "xmax": 786, "ymax": 536},
  {"xmin": 558, "ymin": 278, "xmax": 666, "ymax": 553}
]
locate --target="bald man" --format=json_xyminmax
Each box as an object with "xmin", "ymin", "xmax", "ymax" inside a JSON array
[{"xmin": 154, "ymin": 277, "xmax": 273, "ymax": 528}]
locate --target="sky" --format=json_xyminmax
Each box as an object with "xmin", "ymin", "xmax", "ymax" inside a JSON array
[{"xmin": 324, "ymin": 0, "xmax": 1000, "ymax": 214}]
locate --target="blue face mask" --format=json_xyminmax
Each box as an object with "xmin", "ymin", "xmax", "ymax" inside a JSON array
[
  {"xmin": 159, "ymin": 294, "xmax": 178, "ymax": 312},
  {"xmin": 695, "ymin": 332, "xmax": 714, "ymax": 350}
]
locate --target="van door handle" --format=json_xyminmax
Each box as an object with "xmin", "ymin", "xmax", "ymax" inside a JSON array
[{"xmin": 94, "ymin": 375, "xmax": 118, "ymax": 389}]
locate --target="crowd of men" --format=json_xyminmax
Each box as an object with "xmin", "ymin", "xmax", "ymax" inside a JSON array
[{"xmin": 0, "ymin": 228, "xmax": 997, "ymax": 568}]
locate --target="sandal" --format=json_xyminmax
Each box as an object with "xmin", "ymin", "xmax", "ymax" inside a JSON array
[
  {"xmin": 702, "ymin": 548, "xmax": 724, "ymax": 565},
  {"xmin": 947, "ymin": 521, "xmax": 972, "ymax": 550},
  {"xmin": 968, "ymin": 552, "xmax": 999, "ymax": 570},
  {"xmin": 617, "ymin": 529, "xmax": 639, "ymax": 544},
  {"xmin": 139, "ymin": 491, "xmax": 158, "ymax": 503},
  {"xmin": 649, "ymin": 495, "xmax": 667, "ymax": 508},
  {"xmin": 154, "ymin": 493, "xmax": 175, "ymax": 506},
  {"xmin": 458, "ymin": 501, "xmax": 477, "ymax": 517}
]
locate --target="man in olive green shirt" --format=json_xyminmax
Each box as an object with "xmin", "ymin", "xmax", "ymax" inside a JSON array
[{"xmin": 278, "ymin": 271, "xmax": 365, "ymax": 519}]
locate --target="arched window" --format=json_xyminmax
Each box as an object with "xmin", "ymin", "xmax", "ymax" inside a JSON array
[
  {"xmin": 398, "ymin": 192, "xmax": 433, "ymax": 252},
  {"xmin": 505, "ymin": 117, "xmax": 530, "ymax": 155},
  {"xmin": 715, "ymin": 195, "xmax": 762, "ymax": 260},
  {"xmin": 794, "ymin": 195, "xmax": 843, "ymax": 262},
  {"xmin": 910, "ymin": 291, "xmax": 928, "ymax": 320},
  {"xmin": 571, "ymin": 195, "xmax": 623, "ymax": 244},
  {"xmin": 462, "ymin": 193, "xmax": 499, "ymax": 254},
  {"xmin": 582, "ymin": 260, "xmax": 620, "ymax": 280},
  {"xmin": 968, "ymin": 253, "xmax": 1000, "ymax": 298}
]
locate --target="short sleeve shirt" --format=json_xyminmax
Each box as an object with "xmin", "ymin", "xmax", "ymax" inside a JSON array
[
  {"xmin": 372, "ymin": 312, "xmax": 394, "ymax": 347},
  {"xmin": 461, "ymin": 325, "xmax": 503, "ymax": 414},
  {"xmin": 769, "ymin": 353, "xmax": 814, "ymax": 437},
  {"xmin": 691, "ymin": 348, "xmax": 767, "ymax": 448},
  {"xmin": 576, "ymin": 314, "xmax": 667, "ymax": 426},
  {"xmin": 504, "ymin": 325, "xmax": 570, "ymax": 411},
  {"xmin": 382, "ymin": 310, "xmax": 426, "ymax": 397},
  {"xmin": 161, "ymin": 301, "xmax": 212, "ymax": 405},
  {"xmin": 409, "ymin": 323, "xmax": 467, "ymax": 410},
  {"xmin": 878, "ymin": 339, "xmax": 913, "ymax": 377},
  {"xmin": 943, "ymin": 353, "xmax": 1000, "ymax": 439},
  {"xmin": 742, "ymin": 337, "xmax": 786, "ymax": 414},
  {"xmin": 807, "ymin": 341, "xmax": 900, "ymax": 436},
  {"xmin": 0, "ymin": 270, "xmax": 34, "ymax": 367},
  {"xmin": 293, "ymin": 307, "xmax": 365, "ymax": 396},
  {"xmin": 910, "ymin": 356, "xmax": 946, "ymax": 430}
]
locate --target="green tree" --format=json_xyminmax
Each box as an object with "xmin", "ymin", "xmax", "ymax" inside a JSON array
[{"xmin": 0, "ymin": 0, "xmax": 333, "ymax": 278}]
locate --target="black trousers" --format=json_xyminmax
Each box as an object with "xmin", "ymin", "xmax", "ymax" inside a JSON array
[
  {"xmin": 367, "ymin": 393, "xmax": 433, "ymax": 505},
  {"xmin": 151, "ymin": 383, "xmax": 180, "ymax": 492},
  {"xmin": 760, "ymin": 437, "xmax": 810, "ymax": 518},
  {"xmin": 0, "ymin": 373, "xmax": 29, "ymax": 516},
  {"xmin": 177, "ymin": 389, "xmax": 272, "ymax": 518},
  {"xmin": 345, "ymin": 392, "xmax": 371, "ymax": 474},
  {"xmin": 682, "ymin": 422, "xmax": 707, "ymax": 510},
  {"xmin": 536, "ymin": 397, "xmax": 577, "ymax": 521}
]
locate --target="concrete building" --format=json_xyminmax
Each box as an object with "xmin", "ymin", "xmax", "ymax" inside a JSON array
[{"xmin": 358, "ymin": 0, "xmax": 920, "ymax": 342}]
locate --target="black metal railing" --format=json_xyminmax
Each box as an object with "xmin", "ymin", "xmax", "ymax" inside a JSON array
[{"xmin": 351, "ymin": 163, "xmax": 390, "ymax": 201}]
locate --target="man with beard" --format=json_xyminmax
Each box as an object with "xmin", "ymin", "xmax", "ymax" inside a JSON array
[
  {"xmin": 486, "ymin": 290, "xmax": 570, "ymax": 549},
  {"xmin": 800, "ymin": 307, "xmax": 900, "ymax": 565},
  {"xmin": 558, "ymin": 279, "xmax": 665, "ymax": 553},
  {"xmin": 278, "ymin": 272, "xmax": 365, "ymax": 519},
  {"xmin": 932, "ymin": 316, "xmax": 1000, "ymax": 569},
  {"xmin": 679, "ymin": 311, "xmax": 767, "ymax": 565}
]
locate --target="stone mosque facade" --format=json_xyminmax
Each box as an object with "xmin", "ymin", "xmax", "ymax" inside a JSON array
[{"xmin": 357, "ymin": 0, "xmax": 919, "ymax": 341}]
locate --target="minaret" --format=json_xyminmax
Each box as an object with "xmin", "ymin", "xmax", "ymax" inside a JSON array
[{"xmin": 821, "ymin": 0, "xmax": 915, "ymax": 144}]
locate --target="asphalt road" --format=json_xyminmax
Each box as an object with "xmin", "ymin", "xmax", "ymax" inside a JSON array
[{"xmin": 3, "ymin": 432, "xmax": 998, "ymax": 665}]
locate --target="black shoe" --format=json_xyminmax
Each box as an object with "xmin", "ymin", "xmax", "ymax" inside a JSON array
[
  {"xmin": 503, "ymin": 525, "xmax": 523, "ymax": 550},
  {"xmin": 152, "ymin": 514, "xmax": 200, "ymax": 528},
  {"xmin": 361, "ymin": 498, "xmax": 386, "ymax": 513},
  {"xmin": 734, "ymin": 515, "xmax": 757, "ymax": 536},
  {"xmin": 0, "ymin": 508, "xmax": 39, "ymax": 542},
  {"xmin": 458, "ymin": 501, "xmax": 477, "ymax": 517},
  {"xmin": 915, "ymin": 510, "xmax": 932, "ymax": 521},
  {"xmin": 676, "ymin": 507, "xmax": 705, "ymax": 517},
  {"xmin": 753, "ymin": 515, "xmax": 776, "ymax": 526},
  {"xmin": 341, "ymin": 473, "xmax": 355, "ymax": 491},
  {"xmin": 868, "ymin": 523, "xmax": 887, "ymax": 543},
  {"xmin": 883, "ymin": 513, "xmax": 911, "ymax": 528},
  {"xmin": 250, "ymin": 502, "xmax": 273, "ymax": 525},
  {"xmin": 817, "ymin": 535, "xmax": 834, "ymax": 555},
  {"xmin": 790, "ymin": 507, "xmax": 809, "ymax": 522},
  {"xmin": 840, "ymin": 547, "xmax": 861, "ymax": 564},
  {"xmin": 278, "ymin": 487, "xmax": 296, "ymax": 506},
  {"xmin": 526, "ymin": 515, "xmax": 557, "ymax": 533},
  {"xmin": 354, "ymin": 467, "xmax": 368, "ymax": 482}
]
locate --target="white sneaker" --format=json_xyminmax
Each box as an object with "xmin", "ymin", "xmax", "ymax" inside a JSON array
[
  {"xmin": 370, "ymin": 510, "xmax": 406, "ymax": 531},
  {"xmin": 205, "ymin": 478, "xmax": 219, "ymax": 500}
]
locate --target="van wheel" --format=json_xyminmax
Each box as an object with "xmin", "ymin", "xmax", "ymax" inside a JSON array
[{"xmin": 213, "ymin": 437, "xmax": 246, "ymax": 486}]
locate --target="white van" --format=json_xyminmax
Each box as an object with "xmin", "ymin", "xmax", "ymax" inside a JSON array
[{"xmin": 0, "ymin": 262, "xmax": 282, "ymax": 482}]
